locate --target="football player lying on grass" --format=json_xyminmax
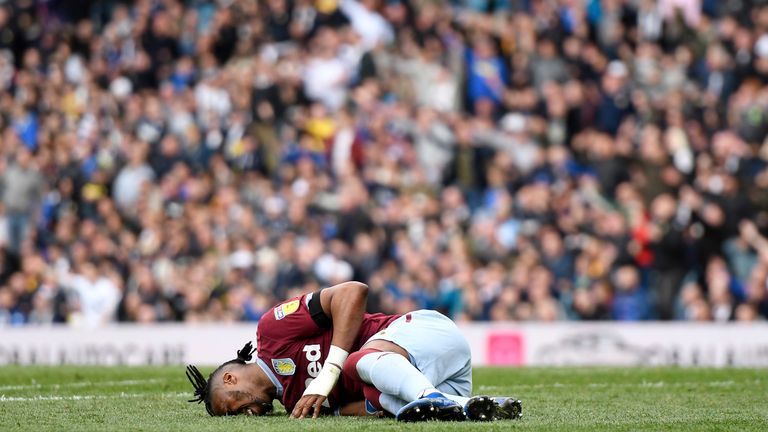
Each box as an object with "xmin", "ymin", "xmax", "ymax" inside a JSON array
[{"xmin": 186, "ymin": 281, "xmax": 522, "ymax": 422}]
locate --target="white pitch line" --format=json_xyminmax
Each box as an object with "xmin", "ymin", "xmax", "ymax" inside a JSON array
[
  {"xmin": 0, "ymin": 392, "xmax": 187, "ymax": 402},
  {"xmin": 0, "ymin": 378, "xmax": 166, "ymax": 391},
  {"xmin": 0, "ymin": 395, "xmax": 99, "ymax": 402}
]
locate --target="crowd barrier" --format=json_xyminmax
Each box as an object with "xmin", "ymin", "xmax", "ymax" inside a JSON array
[{"xmin": 2, "ymin": 322, "xmax": 767, "ymax": 367}]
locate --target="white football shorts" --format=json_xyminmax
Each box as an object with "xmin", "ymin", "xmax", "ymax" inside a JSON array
[{"xmin": 365, "ymin": 309, "xmax": 472, "ymax": 397}]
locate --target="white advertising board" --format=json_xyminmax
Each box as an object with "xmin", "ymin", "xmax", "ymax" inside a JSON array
[
  {"xmin": 461, "ymin": 322, "xmax": 768, "ymax": 367},
  {"xmin": 1, "ymin": 322, "xmax": 767, "ymax": 367}
]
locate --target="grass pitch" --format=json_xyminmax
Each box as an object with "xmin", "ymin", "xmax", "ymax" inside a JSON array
[{"xmin": 0, "ymin": 366, "xmax": 766, "ymax": 431}]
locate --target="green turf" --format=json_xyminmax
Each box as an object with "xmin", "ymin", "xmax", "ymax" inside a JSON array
[{"xmin": 0, "ymin": 366, "xmax": 766, "ymax": 431}]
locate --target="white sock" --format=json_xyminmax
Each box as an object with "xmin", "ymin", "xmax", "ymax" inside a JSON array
[
  {"xmin": 435, "ymin": 382, "xmax": 471, "ymax": 406},
  {"xmin": 356, "ymin": 352, "xmax": 440, "ymax": 401},
  {"xmin": 441, "ymin": 393, "xmax": 470, "ymax": 406},
  {"xmin": 378, "ymin": 393, "xmax": 409, "ymax": 414}
]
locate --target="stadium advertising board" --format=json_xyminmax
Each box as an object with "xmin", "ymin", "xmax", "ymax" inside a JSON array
[
  {"xmin": 463, "ymin": 323, "xmax": 768, "ymax": 367},
  {"xmin": 1, "ymin": 323, "xmax": 768, "ymax": 367}
]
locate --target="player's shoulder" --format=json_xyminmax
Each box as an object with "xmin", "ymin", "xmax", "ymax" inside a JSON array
[
  {"xmin": 259, "ymin": 294, "xmax": 312, "ymax": 328},
  {"xmin": 272, "ymin": 296, "xmax": 305, "ymax": 321}
]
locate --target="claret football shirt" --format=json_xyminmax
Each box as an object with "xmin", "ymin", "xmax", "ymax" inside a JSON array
[{"xmin": 255, "ymin": 290, "xmax": 400, "ymax": 413}]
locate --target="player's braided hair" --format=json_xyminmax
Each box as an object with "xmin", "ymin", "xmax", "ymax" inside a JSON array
[{"xmin": 186, "ymin": 341, "xmax": 257, "ymax": 416}]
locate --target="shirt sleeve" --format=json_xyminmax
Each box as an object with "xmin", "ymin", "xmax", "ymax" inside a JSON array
[{"xmin": 257, "ymin": 293, "xmax": 326, "ymax": 343}]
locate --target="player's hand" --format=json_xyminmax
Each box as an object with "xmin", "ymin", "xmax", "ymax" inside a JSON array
[{"xmin": 291, "ymin": 394, "xmax": 327, "ymax": 419}]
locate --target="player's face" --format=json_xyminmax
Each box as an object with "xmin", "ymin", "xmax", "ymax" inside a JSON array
[
  {"xmin": 214, "ymin": 390, "xmax": 273, "ymax": 416},
  {"xmin": 211, "ymin": 369, "xmax": 274, "ymax": 416}
]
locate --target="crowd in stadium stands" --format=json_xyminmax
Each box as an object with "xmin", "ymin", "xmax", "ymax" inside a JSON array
[{"xmin": 0, "ymin": 0, "xmax": 767, "ymax": 327}]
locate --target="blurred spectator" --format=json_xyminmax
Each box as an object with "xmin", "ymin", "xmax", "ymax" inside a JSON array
[
  {"xmin": 648, "ymin": 193, "xmax": 687, "ymax": 320},
  {"xmin": 1, "ymin": 146, "xmax": 43, "ymax": 254},
  {"xmin": 58, "ymin": 260, "xmax": 121, "ymax": 327},
  {"xmin": 0, "ymin": 0, "xmax": 765, "ymax": 328},
  {"xmin": 113, "ymin": 142, "xmax": 155, "ymax": 216},
  {"xmin": 465, "ymin": 34, "xmax": 508, "ymax": 115},
  {"xmin": 612, "ymin": 266, "xmax": 652, "ymax": 321}
]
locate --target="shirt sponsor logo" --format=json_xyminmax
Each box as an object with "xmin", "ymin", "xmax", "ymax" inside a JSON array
[
  {"xmin": 274, "ymin": 299, "xmax": 300, "ymax": 320},
  {"xmin": 302, "ymin": 344, "xmax": 331, "ymax": 407},
  {"xmin": 272, "ymin": 358, "xmax": 297, "ymax": 376},
  {"xmin": 303, "ymin": 344, "xmax": 322, "ymax": 388}
]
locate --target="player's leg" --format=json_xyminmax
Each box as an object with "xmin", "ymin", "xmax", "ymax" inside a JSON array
[
  {"xmin": 352, "ymin": 349, "xmax": 441, "ymax": 400},
  {"xmin": 383, "ymin": 311, "xmax": 473, "ymax": 421},
  {"xmin": 347, "ymin": 310, "xmax": 473, "ymax": 421},
  {"xmin": 352, "ymin": 350, "xmax": 521, "ymax": 422},
  {"xmin": 343, "ymin": 346, "xmax": 464, "ymax": 421},
  {"xmin": 364, "ymin": 310, "xmax": 523, "ymax": 421},
  {"xmin": 352, "ymin": 377, "xmax": 409, "ymax": 417},
  {"xmin": 426, "ymin": 325, "xmax": 523, "ymax": 421},
  {"xmin": 377, "ymin": 393, "xmax": 408, "ymax": 415}
]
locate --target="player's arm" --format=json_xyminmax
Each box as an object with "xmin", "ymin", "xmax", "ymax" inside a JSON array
[
  {"xmin": 291, "ymin": 281, "xmax": 368, "ymax": 419},
  {"xmin": 319, "ymin": 280, "xmax": 368, "ymax": 352}
]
